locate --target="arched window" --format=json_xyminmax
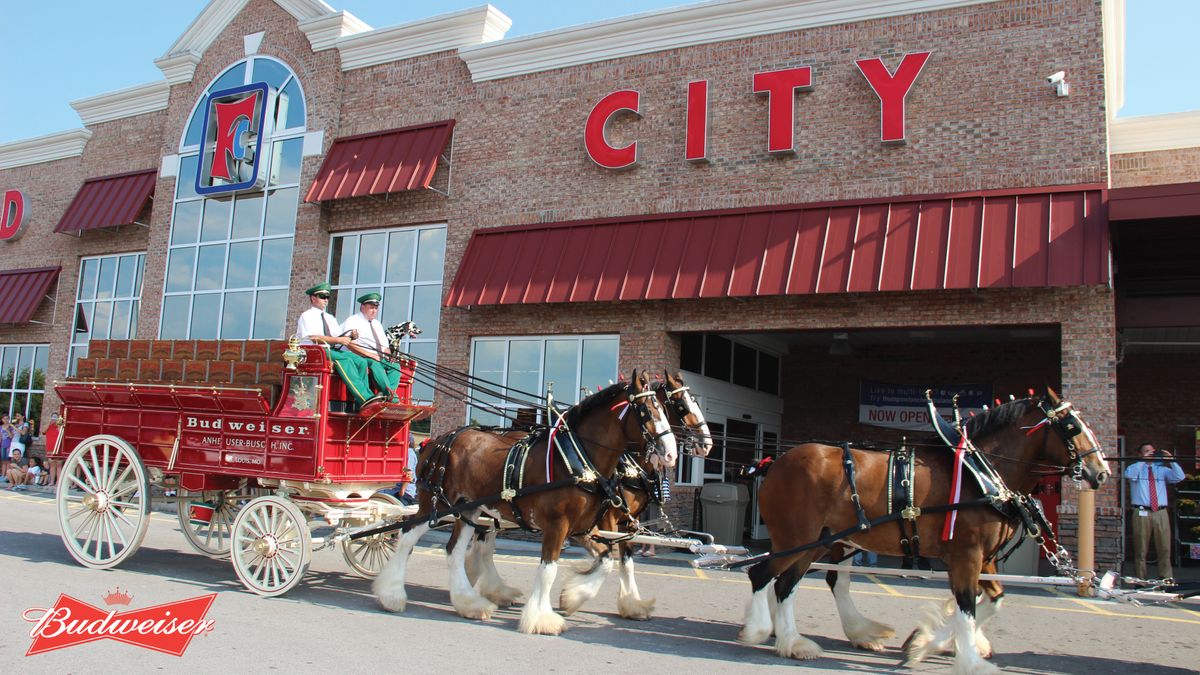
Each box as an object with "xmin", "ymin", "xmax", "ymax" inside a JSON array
[{"xmin": 161, "ymin": 56, "xmax": 306, "ymax": 339}]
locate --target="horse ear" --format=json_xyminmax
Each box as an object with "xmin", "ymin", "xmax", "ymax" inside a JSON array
[{"xmin": 1046, "ymin": 386, "xmax": 1061, "ymax": 403}]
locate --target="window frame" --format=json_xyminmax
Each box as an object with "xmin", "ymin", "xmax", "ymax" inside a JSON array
[
  {"xmin": 465, "ymin": 334, "xmax": 620, "ymax": 426},
  {"xmin": 160, "ymin": 56, "xmax": 307, "ymax": 340},
  {"xmin": 67, "ymin": 252, "xmax": 146, "ymax": 376},
  {"xmin": 327, "ymin": 223, "xmax": 447, "ymax": 404},
  {"xmin": 0, "ymin": 343, "xmax": 50, "ymax": 430}
]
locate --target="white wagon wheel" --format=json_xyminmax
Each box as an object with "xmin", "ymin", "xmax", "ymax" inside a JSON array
[
  {"xmin": 231, "ymin": 495, "xmax": 311, "ymax": 597},
  {"xmin": 178, "ymin": 480, "xmax": 266, "ymax": 559},
  {"xmin": 56, "ymin": 434, "xmax": 151, "ymax": 569},
  {"xmin": 341, "ymin": 491, "xmax": 403, "ymax": 578}
]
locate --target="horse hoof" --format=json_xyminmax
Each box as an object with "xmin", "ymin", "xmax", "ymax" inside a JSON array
[
  {"xmin": 975, "ymin": 633, "xmax": 993, "ymax": 659},
  {"xmin": 452, "ymin": 596, "xmax": 497, "ymax": 621},
  {"xmin": 485, "ymin": 586, "xmax": 524, "ymax": 608},
  {"xmin": 518, "ymin": 611, "xmax": 566, "ymax": 635},
  {"xmin": 559, "ymin": 586, "xmax": 596, "ymax": 616},
  {"xmin": 851, "ymin": 639, "xmax": 888, "ymax": 652},
  {"xmin": 952, "ymin": 659, "xmax": 1000, "ymax": 675},
  {"xmin": 846, "ymin": 618, "xmax": 895, "ymax": 651},
  {"xmin": 617, "ymin": 594, "xmax": 655, "ymax": 620},
  {"xmin": 738, "ymin": 626, "xmax": 771, "ymax": 646},
  {"xmin": 776, "ymin": 634, "xmax": 823, "ymax": 660},
  {"xmin": 374, "ymin": 590, "xmax": 407, "ymax": 613}
]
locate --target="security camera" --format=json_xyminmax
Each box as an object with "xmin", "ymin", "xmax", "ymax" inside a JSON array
[
  {"xmin": 1046, "ymin": 71, "xmax": 1065, "ymax": 84},
  {"xmin": 1046, "ymin": 71, "xmax": 1069, "ymax": 97}
]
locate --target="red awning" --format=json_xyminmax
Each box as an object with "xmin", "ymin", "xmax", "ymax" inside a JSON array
[
  {"xmin": 1109, "ymin": 181, "xmax": 1200, "ymax": 221},
  {"xmin": 446, "ymin": 185, "xmax": 1108, "ymax": 306},
  {"xmin": 304, "ymin": 120, "xmax": 455, "ymax": 202},
  {"xmin": 0, "ymin": 267, "xmax": 61, "ymax": 323},
  {"xmin": 54, "ymin": 169, "xmax": 157, "ymax": 234}
]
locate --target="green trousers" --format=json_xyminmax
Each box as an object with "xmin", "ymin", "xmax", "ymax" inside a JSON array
[
  {"xmin": 328, "ymin": 349, "xmax": 374, "ymax": 405},
  {"xmin": 364, "ymin": 357, "xmax": 403, "ymax": 401}
]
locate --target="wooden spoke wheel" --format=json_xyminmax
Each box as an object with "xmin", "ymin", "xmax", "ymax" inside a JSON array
[
  {"xmin": 231, "ymin": 496, "xmax": 311, "ymax": 597},
  {"xmin": 341, "ymin": 492, "xmax": 403, "ymax": 578},
  {"xmin": 178, "ymin": 481, "xmax": 267, "ymax": 559},
  {"xmin": 56, "ymin": 435, "xmax": 151, "ymax": 569}
]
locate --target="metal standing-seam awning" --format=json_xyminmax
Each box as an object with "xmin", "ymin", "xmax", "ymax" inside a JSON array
[
  {"xmin": 54, "ymin": 169, "xmax": 157, "ymax": 234},
  {"xmin": 0, "ymin": 266, "xmax": 61, "ymax": 324},
  {"xmin": 305, "ymin": 120, "xmax": 455, "ymax": 202},
  {"xmin": 446, "ymin": 185, "xmax": 1108, "ymax": 307}
]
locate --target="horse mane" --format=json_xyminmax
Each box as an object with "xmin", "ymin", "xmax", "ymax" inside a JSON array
[
  {"xmin": 564, "ymin": 382, "xmax": 628, "ymax": 427},
  {"xmin": 963, "ymin": 397, "xmax": 1038, "ymax": 441}
]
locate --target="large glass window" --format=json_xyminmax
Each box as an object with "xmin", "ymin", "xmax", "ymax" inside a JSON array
[
  {"xmin": 68, "ymin": 253, "xmax": 145, "ymax": 375},
  {"xmin": 466, "ymin": 335, "xmax": 619, "ymax": 426},
  {"xmin": 0, "ymin": 344, "xmax": 49, "ymax": 433},
  {"xmin": 328, "ymin": 224, "xmax": 446, "ymax": 403},
  {"xmin": 162, "ymin": 57, "xmax": 305, "ymax": 339}
]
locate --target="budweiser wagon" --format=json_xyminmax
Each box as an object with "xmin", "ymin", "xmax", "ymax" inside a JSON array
[{"xmin": 45, "ymin": 335, "xmax": 432, "ymax": 596}]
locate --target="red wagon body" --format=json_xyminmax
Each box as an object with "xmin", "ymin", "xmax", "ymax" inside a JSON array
[{"xmin": 47, "ymin": 338, "xmax": 432, "ymax": 596}]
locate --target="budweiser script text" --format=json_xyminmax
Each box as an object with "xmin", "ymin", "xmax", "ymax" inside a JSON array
[{"xmin": 22, "ymin": 594, "xmax": 217, "ymax": 656}]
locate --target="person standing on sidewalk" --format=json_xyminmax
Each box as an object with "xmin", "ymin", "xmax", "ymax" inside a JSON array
[{"xmin": 1124, "ymin": 443, "xmax": 1185, "ymax": 580}]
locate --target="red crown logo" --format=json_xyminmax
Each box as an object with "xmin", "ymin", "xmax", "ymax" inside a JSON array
[{"xmin": 103, "ymin": 587, "xmax": 133, "ymax": 606}]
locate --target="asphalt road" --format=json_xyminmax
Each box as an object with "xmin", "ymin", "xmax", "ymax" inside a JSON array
[{"xmin": 1, "ymin": 489, "xmax": 1197, "ymax": 673}]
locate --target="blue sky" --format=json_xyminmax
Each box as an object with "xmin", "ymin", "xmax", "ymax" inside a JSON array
[{"xmin": 0, "ymin": 0, "xmax": 1196, "ymax": 144}]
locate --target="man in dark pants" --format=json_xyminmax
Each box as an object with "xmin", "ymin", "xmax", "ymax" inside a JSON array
[{"xmin": 1124, "ymin": 443, "xmax": 1185, "ymax": 580}]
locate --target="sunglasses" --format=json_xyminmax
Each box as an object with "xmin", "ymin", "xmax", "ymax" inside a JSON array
[{"xmin": 314, "ymin": 293, "xmax": 331, "ymax": 299}]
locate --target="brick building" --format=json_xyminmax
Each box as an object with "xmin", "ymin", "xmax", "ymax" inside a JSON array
[{"xmin": 1, "ymin": 0, "xmax": 1198, "ymax": 571}]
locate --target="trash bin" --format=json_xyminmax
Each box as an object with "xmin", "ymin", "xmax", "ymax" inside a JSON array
[{"xmin": 700, "ymin": 482, "xmax": 750, "ymax": 545}]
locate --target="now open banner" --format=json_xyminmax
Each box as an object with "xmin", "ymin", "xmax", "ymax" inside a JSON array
[{"xmin": 859, "ymin": 380, "xmax": 991, "ymax": 431}]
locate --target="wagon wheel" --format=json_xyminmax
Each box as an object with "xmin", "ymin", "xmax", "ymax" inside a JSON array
[
  {"xmin": 231, "ymin": 495, "xmax": 311, "ymax": 597},
  {"xmin": 55, "ymin": 435, "xmax": 151, "ymax": 569},
  {"xmin": 341, "ymin": 492, "xmax": 403, "ymax": 578},
  {"xmin": 178, "ymin": 480, "xmax": 268, "ymax": 559}
]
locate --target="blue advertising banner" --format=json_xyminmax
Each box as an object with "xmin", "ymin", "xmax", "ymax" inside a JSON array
[{"xmin": 859, "ymin": 380, "xmax": 992, "ymax": 431}]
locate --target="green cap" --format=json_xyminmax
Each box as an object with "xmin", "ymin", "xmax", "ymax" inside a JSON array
[
  {"xmin": 357, "ymin": 291, "xmax": 382, "ymax": 305},
  {"xmin": 305, "ymin": 282, "xmax": 332, "ymax": 296}
]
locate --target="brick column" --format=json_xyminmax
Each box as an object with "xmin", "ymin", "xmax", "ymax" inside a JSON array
[{"xmin": 1057, "ymin": 286, "xmax": 1120, "ymax": 569}]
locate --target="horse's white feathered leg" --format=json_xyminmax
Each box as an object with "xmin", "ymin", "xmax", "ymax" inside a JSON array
[
  {"xmin": 616, "ymin": 552, "xmax": 655, "ymax": 620},
  {"xmin": 473, "ymin": 531, "xmax": 524, "ymax": 606},
  {"xmin": 904, "ymin": 600, "xmax": 955, "ymax": 663},
  {"xmin": 518, "ymin": 561, "xmax": 566, "ymax": 635},
  {"xmin": 447, "ymin": 521, "xmax": 498, "ymax": 620},
  {"xmin": 772, "ymin": 575, "xmax": 822, "ymax": 660},
  {"xmin": 829, "ymin": 561, "xmax": 895, "ymax": 651},
  {"xmin": 973, "ymin": 593, "xmax": 1003, "ymax": 658},
  {"xmin": 560, "ymin": 553, "xmax": 613, "ymax": 615},
  {"xmin": 950, "ymin": 609, "xmax": 1000, "ymax": 675},
  {"xmin": 738, "ymin": 580, "xmax": 774, "ymax": 645},
  {"xmin": 373, "ymin": 522, "xmax": 429, "ymax": 612}
]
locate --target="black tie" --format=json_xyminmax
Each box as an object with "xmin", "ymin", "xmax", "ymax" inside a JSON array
[{"xmin": 321, "ymin": 313, "xmax": 341, "ymax": 351}]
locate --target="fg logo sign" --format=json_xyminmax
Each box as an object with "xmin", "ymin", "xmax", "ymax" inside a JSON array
[
  {"xmin": 196, "ymin": 82, "xmax": 272, "ymax": 196},
  {"xmin": 0, "ymin": 190, "xmax": 26, "ymax": 241}
]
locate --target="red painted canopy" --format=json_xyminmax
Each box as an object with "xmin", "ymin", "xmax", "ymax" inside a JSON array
[
  {"xmin": 305, "ymin": 120, "xmax": 454, "ymax": 202},
  {"xmin": 446, "ymin": 185, "xmax": 1108, "ymax": 306},
  {"xmin": 54, "ymin": 169, "xmax": 156, "ymax": 234},
  {"xmin": 0, "ymin": 266, "xmax": 61, "ymax": 323}
]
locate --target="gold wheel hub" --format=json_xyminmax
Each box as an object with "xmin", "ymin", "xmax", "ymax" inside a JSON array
[
  {"xmin": 253, "ymin": 534, "xmax": 279, "ymax": 558},
  {"xmin": 82, "ymin": 491, "xmax": 110, "ymax": 513}
]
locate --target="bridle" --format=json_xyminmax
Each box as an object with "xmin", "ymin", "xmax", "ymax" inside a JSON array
[
  {"xmin": 654, "ymin": 381, "xmax": 710, "ymax": 455},
  {"xmin": 1026, "ymin": 399, "xmax": 1104, "ymax": 481},
  {"xmin": 615, "ymin": 386, "xmax": 675, "ymax": 461}
]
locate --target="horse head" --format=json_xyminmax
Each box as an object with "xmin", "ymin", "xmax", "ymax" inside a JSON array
[
  {"xmin": 1036, "ymin": 388, "xmax": 1109, "ymax": 488},
  {"xmin": 625, "ymin": 369, "xmax": 678, "ymax": 470},
  {"xmin": 656, "ymin": 370, "xmax": 713, "ymax": 458},
  {"xmin": 966, "ymin": 390, "xmax": 1109, "ymax": 490}
]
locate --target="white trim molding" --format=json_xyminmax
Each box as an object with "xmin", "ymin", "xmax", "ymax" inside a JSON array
[
  {"xmin": 154, "ymin": 51, "xmax": 204, "ymax": 85},
  {"xmin": 299, "ymin": 10, "xmax": 371, "ymax": 52},
  {"xmin": 1110, "ymin": 111, "xmax": 1200, "ymax": 154},
  {"xmin": 337, "ymin": 5, "xmax": 512, "ymax": 72},
  {"xmin": 0, "ymin": 129, "xmax": 92, "ymax": 170},
  {"xmin": 1102, "ymin": 0, "xmax": 1125, "ymax": 119},
  {"xmin": 157, "ymin": 0, "xmax": 336, "ymax": 83},
  {"xmin": 459, "ymin": 0, "xmax": 996, "ymax": 82},
  {"xmin": 71, "ymin": 81, "xmax": 170, "ymax": 127}
]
